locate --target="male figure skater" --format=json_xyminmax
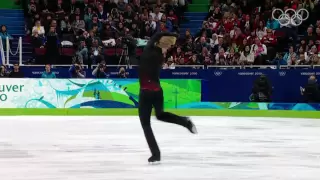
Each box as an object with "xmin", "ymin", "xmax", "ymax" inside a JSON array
[{"xmin": 138, "ymin": 32, "xmax": 198, "ymax": 163}]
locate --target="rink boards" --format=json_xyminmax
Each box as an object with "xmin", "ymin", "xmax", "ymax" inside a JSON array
[{"xmin": 0, "ymin": 78, "xmax": 319, "ymax": 118}]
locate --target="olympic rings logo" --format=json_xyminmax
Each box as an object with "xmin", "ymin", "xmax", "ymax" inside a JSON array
[{"xmin": 272, "ymin": 8, "xmax": 309, "ymax": 27}]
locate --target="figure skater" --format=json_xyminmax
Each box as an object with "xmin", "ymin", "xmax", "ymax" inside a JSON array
[{"xmin": 138, "ymin": 32, "xmax": 198, "ymax": 164}]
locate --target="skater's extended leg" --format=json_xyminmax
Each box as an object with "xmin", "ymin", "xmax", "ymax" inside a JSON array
[
  {"xmin": 139, "ymin": 90, "xmax": 161, "ymax": 161},
  {"xmin": 153, "ymin": 90, "xmax": 197, "ymax": 133}
]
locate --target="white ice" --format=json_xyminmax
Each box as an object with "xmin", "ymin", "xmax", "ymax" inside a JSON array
[{"xmin": 0, "ymin": 116, "xmax": 319, "ymax": 180}]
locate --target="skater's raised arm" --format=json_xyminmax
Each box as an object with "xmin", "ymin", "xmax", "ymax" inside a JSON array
[
  {"xmin": 145, "ymin": 32, "xmax": 179, "ymax": 49},
  {"xmin": 139, "ymin": 32, "xmax": 179, "ymax": 82}
]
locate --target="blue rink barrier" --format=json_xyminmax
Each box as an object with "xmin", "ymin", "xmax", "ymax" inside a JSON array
[{"xmin": 19, "ymin": 67, "xmax": 320, "ymax": 102}]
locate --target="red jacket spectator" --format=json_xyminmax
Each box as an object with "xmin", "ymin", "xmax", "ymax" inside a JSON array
[
  {"xmin": 172, "ymin": 47, "xmax": 185, "ymax": 63},
  {"xmin": 167, "ymin": 10, "xmax": 178, "ymax": 24},
  {"xmin": 261, "ymin": 29, "xmax": 277, "ymax": 46},
  {"xmin": 232, "ymin": 28, "xmax": 246, "ymax": 45},
  {"xmin": 223, "ymin": 20, "xmax": 234, "ymax": 32}
]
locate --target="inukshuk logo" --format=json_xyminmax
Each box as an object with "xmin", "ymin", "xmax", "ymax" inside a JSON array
[{"xmin": 0, "ymin": 84, "xmax": 25, "ymax": 101}]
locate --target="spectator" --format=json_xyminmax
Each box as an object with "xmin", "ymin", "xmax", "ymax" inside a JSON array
[
  {"xmin": 84, "ymin": 7, "xmax": 94, "ymax": 23},
  {"xmin": 118, "ymin": 67, "xmax": 127, "ymax": 78},
  {"xmin": 72, "ymin": 14, "xmax": 86, "ymax": 34},
  {"xmin": 77, "ymin": 40, "xmax": 89, "ymax": 64},
  {"xmin": 297, "ymin": 53, "xmax": 310, "ymax": 65},
  {"xmin": 262, "ymin": 29, "xmax": 277, "ymax": 47},
  {"xmin": 140, "ymin": 24, "xmax": 154, "ymax": 39},
  {"xmin": 117, "ymin": 0, "xmax": 127, "ymax": 12},
  {"xmin": 211, "ymin": 36, "xmax": 225, "ymax": 54},
  {"xmin": 87, "ymin": 16, "xmax": 102, "ymax": 32},
  {"xmin": 90, "ymin": 39, "xmax": 103, "ymax": 64},
  {"xmin": 60, "ymin": 15, "xmax": 73, "ymax": 38},
  {"xmin": 238, "ymin": 38, "xmax": 249, "ymax": 52},
  {"xmin": 45, "ymin": 26, "xmax": 60, "ymax": 64},
  {"xmin": 167, "ymin": 9, "xmax": 178, "ymax": 25},
  {"xmin": 195, "ymin": 36, "xmax": 210, "ymax": 53},
  {"xmin": 288, "ymin": 54, "xmax": 298, "ymax": 65},
  {"xmin": 123, "ymin": 5, "xmax": 135, "ymax": 21},
  {"xmin": 32, "ymin": 20, "xmax": 45, "ymax": 37},
  {"xmin": 146, "ymin": 15, "xmax": 157, "ymax": 31},
  {"xmin": 172, "ymin": 46, "xmax": 184, "ymax": 63},
  {"xmin": 0, "ymin": 65, "xmax": 9, "ymax": 78},
  {"xmin": 240, "ymin": 45, "xmax": 254, "ymax": 65},
  {"xmin": 255, "ymin": 20, "xmax": 267, "ymax": 40},
  {"xmin": 97, "ymin": 4, "xmax": 108, "ymax": 21},
  {"xmin": 283, "ymin": 45, "xmax": 298, "ymax": 65},
  {"xmin": 262, "ymin": 29, "xmax": 277, "ymax": 60},
  {"xmin": 309, "ymin": 45, "xmax": 320, "ymax": 65},
  {"xmin": 266, "ymin": 16, "xmax": 280, "ymax": 30},
  {"xmin": 250, "ymin": 37, "xmax": 267, "ymax": 64},
  {"xmin": 31, "ymin": 30, "xmax": 44, "ymax": 48},
  {"xmin": 297, "ymin": 46, "xmax": 308, "ymax": 61},
  {"xmin": 150, "ymin": 6, "xmax": 163, "ymax": 21},
  {"xmin": 226, "ymin": 46, "xmax": 236, "ymax": 62},
  {"xmin": 301, "ymin": 75, "xmax": 320, "ymax": 102},
  {"xmin": 69, "ymin": 63, "xmax": 86, "ymax": 78},
  {"xmin": 41, "ymin": 64, "xmax": 56, "ymax": 78},
  {"xmin": 0, "ymin": 25, "xmax": 13, "ymax": 50},
  {"xmin": 188, "ymin": 54, "xmax": 201, "ymax": 66},
  {"xmin": 163, "ymin": 57, "xmax": 176, "ymax": 69},
  {"xmin": 92, "ymin": 63, "xmax": 109, "ymax": 78},
  {"xmin": 215, "ymin": 47, "xmax": 226, "ymax": 62},
  {"xmin": 9, "ymin": 64, "xmax": 24, "ymax": 78},
  {"xmin": 159, "ymin": 14, "xmax": 173, "ymax": 32},
  {"xmin": 130, "ymin": 22, "xmax": 141, "ymax": 38},
  {"xmin": 241, "ymin": 15, "xmax": 253, "ymax": 36},
  {"xmin": 200, "ymin": 47, "xmax": 213, "ymax": 65}
]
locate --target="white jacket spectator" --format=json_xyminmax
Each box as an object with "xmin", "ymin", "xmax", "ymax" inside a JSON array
[
  {"xmin": 163, "ymin": 57, "xmax": 175, "ymax": 69},
  {"xmin": 146, "ymin": 16, "xmax": 157, "ymax": 31},
  {"xmin": 215, "ymin": 47, "xmax": 227, "ymax": 61},
  {"xmin": 150, "ymin": 7, "xmax": 163, "ymax": 20},
  {"xmin": 210, "ymin": 34, "xmax": 218, "ymax": 48},
  {"xmin": 250, "ymin": 38, "xmax": 267, "ymax": 57},
  {"xmin": 32, "ymin": 20, "xmax": 45, "ymax": 36},
  {"xmin": 240, "ymin": 51, "xmax": 255, "ymax": 63},
  {"xmin": 255, "ymin": 27, "xmax": 267, "ymax": 40}
]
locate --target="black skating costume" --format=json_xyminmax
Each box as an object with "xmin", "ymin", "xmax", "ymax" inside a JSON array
[{"xmin": 138, "ymin": 32, "xmax": 197, "ymax": 163}]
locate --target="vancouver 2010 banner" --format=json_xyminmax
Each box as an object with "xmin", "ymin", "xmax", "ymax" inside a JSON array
[
  {"xmin": 0, "ymin": 78, "xmax": 319, "ymax": 111},
  {"xmin": 0, "ymin": 78, "xmax": 201, "ymax": 108}
]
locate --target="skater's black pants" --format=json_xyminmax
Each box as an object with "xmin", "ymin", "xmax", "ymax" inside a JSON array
[{"xmin": 139, "ymin": 89, "xmax": 189, "ymax": 157}]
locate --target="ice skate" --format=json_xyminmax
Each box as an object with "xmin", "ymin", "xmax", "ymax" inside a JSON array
[
  {"xmin": 148, "ymin": 155, "xmax": 161, "ymax": 165},
  {"xmin": 186, "ymin": 118, "xmax": 198, "ymax": 134}
]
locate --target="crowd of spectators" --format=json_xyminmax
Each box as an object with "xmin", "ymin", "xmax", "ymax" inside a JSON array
[
  {"xmin": 23, "ymin": 0, "xmax": 186, "ymax": 66},
  {"xmin": 162, "ymin": 0, "xmax": 320, "ymax": 69},
  {"xmin": 2, "ymin": 0, "xmax": 320, "ymax": 71}
]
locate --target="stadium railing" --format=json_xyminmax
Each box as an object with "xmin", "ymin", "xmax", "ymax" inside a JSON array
[
  {"xmin": 0, "ymin": 37, "xmax": 22, "ymax": 65},
  {"xmin": 13, "ymin": 64, "xmax": 320, "ymax": 69}
]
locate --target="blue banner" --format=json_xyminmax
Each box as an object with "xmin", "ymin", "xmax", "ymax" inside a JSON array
[{"xmin": 19, "ymin": 67, "xmax": 320, "ymax": 102}]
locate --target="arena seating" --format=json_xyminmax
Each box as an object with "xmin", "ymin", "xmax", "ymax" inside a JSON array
[{"xmin": 1, "ymin": 0, "xmax": 320, "ymax": 71}]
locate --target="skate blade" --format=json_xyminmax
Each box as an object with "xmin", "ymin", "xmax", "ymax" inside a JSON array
[
  {"xmin": 191, "ymin": 125, "xmax": 198, "ymax": 134},
  {"xmin": 149, "ymin": 161, "xmax": 161, "ymax": 165},
  {"xmin": 189, "ymin": 121, "xmax": 198, "ymax": 134}
]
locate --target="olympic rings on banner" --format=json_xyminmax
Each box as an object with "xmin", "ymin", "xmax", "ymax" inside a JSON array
[{"xmin": 272, "ymin": 8, "xmax": 309, "ymax": 27}]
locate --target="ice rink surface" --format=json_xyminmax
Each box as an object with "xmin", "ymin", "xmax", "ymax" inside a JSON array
[{"xmin": 0, "ymin": 116, "xmax": 319, "ymax": 180}]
